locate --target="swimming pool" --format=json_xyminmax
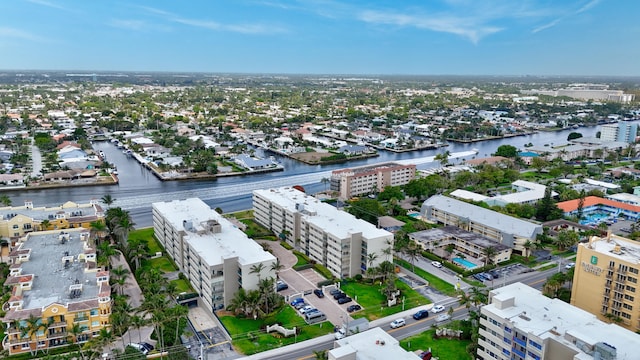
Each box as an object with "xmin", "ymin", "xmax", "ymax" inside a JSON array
[
  {"xmin": 579, "ymin": 211, "xmax": 613, "ymax": 225},
  {"xmin": 453, "ymin": 257, "xmax": 477, "ymax": 269},
  {"xmin": 408, "ymin": 212, "xmax": 420, "ymax": 218}
]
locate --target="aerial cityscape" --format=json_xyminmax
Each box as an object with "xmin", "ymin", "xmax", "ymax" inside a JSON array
[{"xmin": 1, "ymin": 1, "xmax": 640, "ymax": 360}]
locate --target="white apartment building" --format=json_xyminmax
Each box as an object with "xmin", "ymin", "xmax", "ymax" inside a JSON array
[
  {"xmin": 479, "ymin": 282, "xmax": 637, "ymax": 360},
  {"xmin": 330, "ymin": 162, "xmax": 416, "ymax": 199},
  {"xmin": 329, "ymin": 327, "xmax": 421, "ymax": 360},
  {"xmin": 152, "ymin": 198, "xmax": 276, "ymax": 312},
  {"xmin": 253, "ymin": 187, "xmax": 393, "ymax": 278}
]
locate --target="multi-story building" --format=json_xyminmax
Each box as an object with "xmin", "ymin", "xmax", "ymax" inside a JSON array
[
  {"xmin": 599, "ymin": 122, "xmax": 638, "ymax": 143},
  {"xmin": 253, "ymin": 187, "xmax": 393, "ymax": 278},
  {"xmin": 330, "ymin": 162, "xmax": 416, "ymax": 199},
  {"xmin": 420, "ymin": 195, "xmax": 542, "ymax": 255},
  {"xmin": 0, "ymin": 200, "xmax": 105, "ymax": 242},
  {"xmin": 329, "ymin": 327, "xmax": 421, "ymax": 360},
  {"xmin": 570, "ymin": 233, "xmax": 640, "ymax": 332},
  {"xmin": 152, "ymin": 198, "xmax": 276, "ymax": 312},
  {"xmin": 479, "ymin": 282, "xmax": 637, "ymax": 360},
  {"xmin": 1, "ymin": 228, "xmax": 111, "ymax": 356}
]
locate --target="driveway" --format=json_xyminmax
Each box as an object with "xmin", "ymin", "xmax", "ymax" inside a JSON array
[{"xmin": 111, "ymin": 250, "xmax": 144, "ymax": 308}]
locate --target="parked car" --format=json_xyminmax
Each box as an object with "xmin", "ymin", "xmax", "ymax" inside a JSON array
[
  {"xmin": 565, "ymin": 262, "xmax": 576, "ymax": 269},
  {"xmin": 413, "ymin": 309, "xmax": 429, "ymax": 320},
  {"xmin": 473, "ymin": 273, "xmax": 487, "ymax": 282},
  {"xmin": 299, "ymin": 306, "xmax": 316, "ymax": 314},
  {"xmin": 390, "ymin": 318, "xmax": 406, "ymax": 329},
  {"xmin": 290, "ymin": 298, "xmax": 304, "ymax": 306},
  {"xmin": 431, "ymin": 305, "xmax": 445, "ymax": 313},
  {"xmin": 333, "ymin": 292, "xmax": 347, "ymax": 300},
  {"xmin": 347, "ymin": 304, "xmax": 362, "ymax": 313},
  {"xmin": 140, "ymin": 342, "xmax": 154, "ymax": 353},
  {"xmin": 128, "ymin": 343, "xmax": 148, "ymax": 355},
  {"xmin": 483, "ymin": 272, "xmax": 494, "ymax": 281},
  {"xmin": 329, "ymin": 288, "xmax": 342, "ymax": 296},
  {"xmin": 431, "ymin": 261, "xmax": 442, "ymax": 268},
  {"xmin": 276, "ymin": 280, "xmax": 288, "ymax": 291},
  {"xmin": 314, "ymin": 289, "xmax": 325, "ymax": 298},
  {"xmin": 436, "ymin": 314, "xmax": 451, "ymax": 322},
  {"xmin": 338, "ymin": 296, "xmax": 353, "ymax": 304},
  {"xmin": 334, "ymin": 327, "xmax": 346, "ymax": 340}
]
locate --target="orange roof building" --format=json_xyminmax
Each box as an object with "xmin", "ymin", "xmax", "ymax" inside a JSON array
[{"xmin": 556, "ymin": 196, "xmax": 640, "ymax": 219}]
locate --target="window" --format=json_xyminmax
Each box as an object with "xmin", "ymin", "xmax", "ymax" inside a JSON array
[
  {"xmin": 626, "ymin": 285, "xmax": 636, "ymax": 293},
  {"xmin": 12, "ymin": 224, "xmax": 18, "ymax": 229},
  {"xmin": 529, "ymin": 340, "xmax": 543, "ymax": 350}
]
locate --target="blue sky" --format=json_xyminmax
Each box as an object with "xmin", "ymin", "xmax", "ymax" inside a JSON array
[{"xmin": 0, "ymin": 0, "xmax": 638, "ymax": 76}]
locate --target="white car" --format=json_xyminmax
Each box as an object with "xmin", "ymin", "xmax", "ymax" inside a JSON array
[
  {"xmin": 436, "ymin": 314, "xmax": 451, "ymax": 322},
  {"xmin": 431, "ymin": 304, "xmax": 445, "ymax": 313},
  {"xmin": 390, "ymin": 318, "xmax": 406, "ymax": 329},
  {"xmin": 334, "ymin": 328, "xmax": 346, "ymax": 340},
  {"xmin": 565, "ymin": 262, "xmax": 576, "ymax": 269},
  {"xmin": 299, "ymin": 306, "xmax": 315, "ymax": 314},
  {"xmin": 431, "ymin": 261, "xmax": 443, "ymax": 268}
]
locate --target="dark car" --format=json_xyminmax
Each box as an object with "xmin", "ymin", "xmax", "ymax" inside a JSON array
[
  {"xmin": 276, "ymin": 281, "xmax": 288, "ymax": 291},
  {"xmin": 333, "ymin": 292, "xmax": 346, "ymax": 300},
  {"xmin": 140, "ymin": 342, "xmax": 154, "ymax": 353},
  {"xmin": 473, "ymin": 273, "xmax": 487, "ymax": 282},
  {"xmin": 337, "ymin": 296, "xmax": 352, "ymax": 304},
  {"xmin": 314, "ymin": 289, "xmax": 325, "ymax": 298},
  {"xmin": 347, "ymin": 304, "xmax": 362, "ymax": 313},
  {"xmin": 329, "ymin": 288, "xmax": 342, "ymax": 296},
  {"xmin": 413, "ymin": 310, "xmax": 429, "ymax": 320}
]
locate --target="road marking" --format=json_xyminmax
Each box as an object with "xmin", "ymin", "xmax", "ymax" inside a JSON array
[{"xmin": 527, "ymin": 278, "xmax": 546, "ymax": 286}]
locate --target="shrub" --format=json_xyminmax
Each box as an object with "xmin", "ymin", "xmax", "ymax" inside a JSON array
[
  {"xmin": 317, "ymin": 279, "xmax": 335, "ymax": 287},
  {"xmin": 354, "ymin": 274, "xmax": 363, "ymax": 282},
  {"xmin": 281, "ymin": 241, "xmax": 293, "ymax": 250},
  {"xmin": 313, "ymin": 263, "xmax": 334, "ymax": 279},
  {"xmin": 293, "ymin": 264, "xmax": 314, "ymax": 271}
]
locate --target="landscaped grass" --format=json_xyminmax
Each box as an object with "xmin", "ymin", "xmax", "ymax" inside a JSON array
[
  {"xmin": 400, "ymin": 328, "xmax": 472, "ymax": 359},
  {"xmin": 340, "ymin": 279, "xmax": 429, "ymax": 320},
  {"xmin": 219, "ymin": 306, "xmax": 333, "ymax": 355},
  {"xmin": 395, "ymin": 258, "xmax": 457, "ymax": 296},
  {"xmin": 293, "ymin": 251, "xmax": 310, "ymax": 267},
  {"xmin": 227, "ymin": 210, "xmax": 254, "ymax": 220},
  {"xmin": 171, "ymin": 278, "xmax": 193, "ymax": 293},
  {"xmin": 240, "ymin": 219, "xmax": 273, "ymax": 238},
  {"xmin": 128, "ymin": 227, "xmax": 162, "ymax": 254},
  {"xmin": 142, "ymin": 257, "xmax": 177, "ymax": 273}
]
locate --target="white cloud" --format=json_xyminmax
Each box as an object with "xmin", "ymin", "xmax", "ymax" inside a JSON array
[
  {"xmin": 358, "ymin": 10, "xmax": 502, "ymax": 44},
  {"xmin": 107, "ymin": 19, "xmax": 171, "ymax": 32},
  {"xmin": 577, "ymin": 0, "xmax": 601, "ymax": 14},
  {"xmin": 25, "ymin": 0, "xmax": 66, "ymax": 10},
  {"xmin": 0, "ymin": 27, "xmax": 44, "ymax": 42},
  {"xmin": 532, "ymin": 18, "xmax": 561, "ymax": 33}
]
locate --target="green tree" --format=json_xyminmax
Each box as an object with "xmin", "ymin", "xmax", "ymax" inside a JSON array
[
  {"xmin": 536, "ymin": 187, "xmax": 563, "ymax": 221},
  {"xmin": 494, "ymin": 145, "xmax": 518, "ymax": 158},
  {"xmin": 0, "ymin": 194, "xmax": 11, "ymax": 206},
  {"xmin": 567, "ymin": 132, "xmax": 583, "ymax": 141},
  {"xmin": 378, "ymin": 186, "xmax": 405, "ymax": 202},
  {"xmin": 554, "ymin": 229, "xmax": 579, "ymax": 251}
]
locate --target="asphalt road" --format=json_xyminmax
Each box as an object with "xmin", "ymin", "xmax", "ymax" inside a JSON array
[{"xmin": 254, "ymin": 266, "xmax": 569, "ymax": 360}]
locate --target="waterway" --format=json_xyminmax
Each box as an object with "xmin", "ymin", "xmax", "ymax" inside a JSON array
[{"xmin": 5, "ymin": 125, "xmax": 613, "ymax": 227}]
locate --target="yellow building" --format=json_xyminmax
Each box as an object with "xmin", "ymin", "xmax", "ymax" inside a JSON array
[
  {"xmin": 1, "ymin": 228, "xmax": 111, "ymax": 355},
  {"xmin": 571, "ymin": 233, "xmax": 640, "ymax": 332},
  {"xmin": 0, "ymin": 200, "xmax": 105, "ymax": 242}
]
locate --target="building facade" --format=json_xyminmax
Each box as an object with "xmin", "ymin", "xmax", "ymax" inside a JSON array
[
  {"xmin": 570, "ymin": 234, "xmax": 640, "ymax": 332},
  {"xmin": 330, "ymin": 162, "xmax": 416, "ymax": 199},
  {"xmin": 253, "ymin": 187, "xmax": 393, "ymax": 278},
  {"xmin": 599, "ymin": 122, "xmax": 638, "ymax": 143},
  {"xmin": 152, "ymin": 198, "xmax": 276, "ymax": 312},
  {"xmin": 479, "ymin": 283, "xmax": 637, "ymax": 360},
  {"xmin": 1, "ymin": 229, "xmax": 111, "ymax": 356},
  {"xmin": 420, "ymin": 195, "xmax": 542, "ymax": 255},
  {"xmin": 0, "ymin": 200, "xmax": 104, "ymax": 242}
]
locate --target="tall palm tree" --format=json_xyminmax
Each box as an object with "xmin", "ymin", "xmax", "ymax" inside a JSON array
[
  {"xmin": 110, "ymin": 265, "xmax": 130, "ymax": 296},
  {"xmin": 482, "ymin": 246, "xmax": 497, "ymax": 267},
  {"xmin": 0, "ymin": 194, "xmax": 12, "ymax": 206},
  {"xmin": 113, "ymin": 216, "xmax": 135, "ymax": 248},
  {"xmin": 313, "ymin": 350, "xmax": 328, "ymax": 360},
  {"xmin": 366, "ymin": 252, "xmax": 378, "ymax": 270},
  {"xmin": 249, "ymin": 263, "xmax": 266, "ymax": 281},
  {"xmin": 68, "ymin": 323, "xmax": 87, "ymax": 360},
  {"xmin": 40, "ymin": 219, "xmax": 51, "ymax": 231},
  {"xmin": 523, "ymin": 240, "xmax": 533, "ymax": 259},
  {"xmin": 20, "ymin": 314, "xmax": 44, "ymax": 356},
  {"xmin": 89, "ymin": 220, "xmax": 107, "ymax": 246},
  {"xmin": 227, "ymin": 288, "xmax": 249, "ymax": 316},
  {"xmin": 404, "ymin": 244, "xmax": 421, "ymax": 273},
  {"xmin": 100, "ymin": 194, "xmax": 115, "ymax": 207},
  {"xmin": 130, "ymin": 315, "xmax": 147, "ymax": 344},
  {"xmin": 270, "ymin": 259, "xmax": 284, "ymax": 279}
]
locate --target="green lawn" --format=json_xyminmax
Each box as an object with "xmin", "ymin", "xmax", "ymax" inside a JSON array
[
  {"xmin": 395, "ymin": 259, "xmax": 457, "ymax": 296},
  {"xmin": 240, "ymin": 219, "xmax": 274, "ymax": 238},
  {"xmin": 293, "ymin": 251, "xmax": 310, "ymax": 267},
  {"xmin": 171, "ymin": 278, "xmax": 193, "ymax": 293},
  {"xmin": 141, "ymin": 257, "xmax": 177, "ymax": 273},
  {"xmin": 227, "ymin": 210, "xmax": 254, "ymax": 219},
  {"xmin": 128, "ymin": 227, "xmax": 162, "ymax": 254},
  {"xmin": 220, "ymin": 307, "xmax": 333, "ymax": 355},
  {"xmin": 400, "ymin": 328, "xmax": 472, "ymax": 359},
  {"xmin": 340, "ymin": 279, "xmax": 429, "ymax": 320}
]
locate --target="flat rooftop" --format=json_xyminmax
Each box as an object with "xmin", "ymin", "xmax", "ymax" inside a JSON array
[
  {"xmin": 331, "ymin": 327, "xmax": 420, "ymax": 360},
  {"xmin": 485, "ymin": 283, "xmax": 638, "ymax": 359},
  {"xmin": 153, "ymin": 198, "xmax": 275, "ymax": 267},
  {"xmin": 583, "ymin": 234, "xmax": 640, "ymax": 265},
  {"xmin": 332, "ymin": 162, "xmax": 411, "ymax": 175},
  {"xmin": 254, "ymin": 187, "xmax": 392, "ymax": 240},
  {"xmin": 10, "ymin": 229, "xmax": 100, "ymax": 310},
  {"xmin": 0, "ymin": 201, "xmax": 101, "ymax": 222},
  {"xmin": 410, "ymin": 226, "xmax": 510, "ymax": 251}
]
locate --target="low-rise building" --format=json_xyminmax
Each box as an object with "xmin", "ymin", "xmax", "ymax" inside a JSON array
[
  {"xmin": 478, "ymin": 282, "xmax": 637, "ymax": 360},
  {"xmin": 152, "ymin": 198, "xmax": 276, "ymax": 312},
  {"xmin": 0, "ymin": 200, "xmax": 104, "ymax": 242},
  {"xmin": 571, "ymin": 233, "xmax": 640, "ymax": 332},
  {"xmin": 420, "ymin": 195, "xmax": 543, "ymax": 255},
  {"xmin": 253, "ymin": 187, "xmax": 393, "ymax": 278},
  {"xmin": 329, "ymin": 327, "xmax": 421, "ymax": 360},
  {"xmin": 1, "ymin": 229, "xmax": 111, "ymax": 356},
  {"xmin": 330, "ymin": 162, "xmax": 416, "ymax": 199},
  {"xmin": 556, "ymin": 196, "xmax": 640, "ymax": 221}
]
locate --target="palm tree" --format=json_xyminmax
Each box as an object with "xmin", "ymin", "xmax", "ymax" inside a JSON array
[
  {"xmin": 113, "ymin": 216, "xmax": 135, "ymax": 248},
  {"xmin": 110, "ymin": 265, "xmax": 130, "ymax": 295},
  {"xmin": 270, "ymin": 259, "xmax": 284, "ymax": 279},
  {"xmin": 130, "ymin": 315, "xmax": 147, "ymax": 344},
  {"xmin": 227, "ymin": 288, "xmax": 249, "ymax": 316},
  {"xmin": 366, "ymin": 252, "xmax": 378, "ymax": 270},
  {"xmin": 313, "ymin": 350, "xmax": 328, "ymax": 360},
  {"xmin": 20, "ymin": 314, "xmax": 45, "ymax": 356},
  {"xmin": 523, "ymin": 240, "xmax": 533, "ymax": 259},
  {"xmin": 170, "ymin": 305, "xmax": 190, "ymax": 345},
  {"xmin": 482, "ymin": 246, "xmax": 497, "ymax": 267},
  {"xmin": 101, "ymin": 194, "xmax": 115, "ymax": 207},
  {"xmin": 404, "ymin": 244, "xmax": 421, "ymax": 273},
  {"xmin": 40, "ymin": 219, "xmax": 51, "ymax": 231},
  {"xmin": 97, "ymin": 241, "xmax": 119, "ymax": 269},
  {"xmin": 68, "ymin": 323, "xmax": 88, "ymax": 360},
  {"xmin": 249, "ymin": 263, "xmax": 266, "ymax": 281},
  {"xmin": 89, "ymin": 220, "xmax": 107, "ymax": 246},
  {"xmin": 0, "ymin": 194, "xmax": 11, "ymax": 206},
  {"xmin": 320, "ymin": 177, "xmax": 330, "ymax": 192},
  {"xmin": 445, "ymin": 243, "xmax": 456, "ymax": 260}
]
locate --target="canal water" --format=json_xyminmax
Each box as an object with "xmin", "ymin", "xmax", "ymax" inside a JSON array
[{"xmin": 6, "ymin": 124, "xmax": 611, "ymax": 227}]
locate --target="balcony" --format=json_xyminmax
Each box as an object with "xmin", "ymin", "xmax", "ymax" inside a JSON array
[
  {"xmin": 74, "ymin": 316, "xmax": 89, "ymax": 322},
  {"xmin": 513, "ymin": 337, "xmax": 527, "ymax": 347},
  {"xmin": 49, "ymin": 321, "xmax": 67, "ymax": 328},
  {"xmin": 47, "ymin": 331, "xmax": 68, "ymax": 340},
  {"xmin": 512, "ymin": 347, "xmax": 526, "ymax": 359}
]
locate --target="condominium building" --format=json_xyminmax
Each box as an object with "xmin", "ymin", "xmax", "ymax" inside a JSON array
[
  {"xmin": 152, "ymin": 198, "xmax": 276, "ymax": 312},
  {"xmin": 0, "ymin": 200, "xmax": 104, "ymax": 241},
  {"xmin": 1, "ymin": 229, "xmax": 111, "ymax": 356},
  {"xmin": 330, "ymin": 162, "xmax": 416, "ymax": 199},
  {"xmin": 329, "ymin": 327, "xmax": 421, "ymax": 360},
  {"xmin": 479, "ymin": 282, "xmax": 637, "ymax": 360},
  {"xmin": 420, "ymin": 195, "xmax": 543, "ymax": 255},
  {"xmin": 253, "ymin": 187, "xmax": 393, "ymax": 278},
  {"xmin": 599, "ymin": 122, "xmax": 638, "ymax": 143},
  {"xmin": 570, "ymin": 233, "xmax": 640, "ymax": 332}
]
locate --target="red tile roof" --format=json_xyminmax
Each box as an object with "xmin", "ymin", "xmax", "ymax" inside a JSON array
[{"xmin": 556, "ymin": 196, "xmax": 640, "ymax": 213}]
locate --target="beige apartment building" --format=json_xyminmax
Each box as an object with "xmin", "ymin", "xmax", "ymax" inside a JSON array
[
  {"xmin": 570, "ymin": 233, "xmax": 640, "ymax": 332},
  {"xmin": 152, "ymin": 198, "xmax": 276, "ymax": 312},
  {"xmin": 253, "ymin": 187, "xmax": 393, "ymax": 278},
  {"xmin": 479, "ymin": 283, "xmax": 637, "ymax": 360},
  {"xmin": 330, "ymin": 162, "xmax": 416, "ymax": 199}
]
